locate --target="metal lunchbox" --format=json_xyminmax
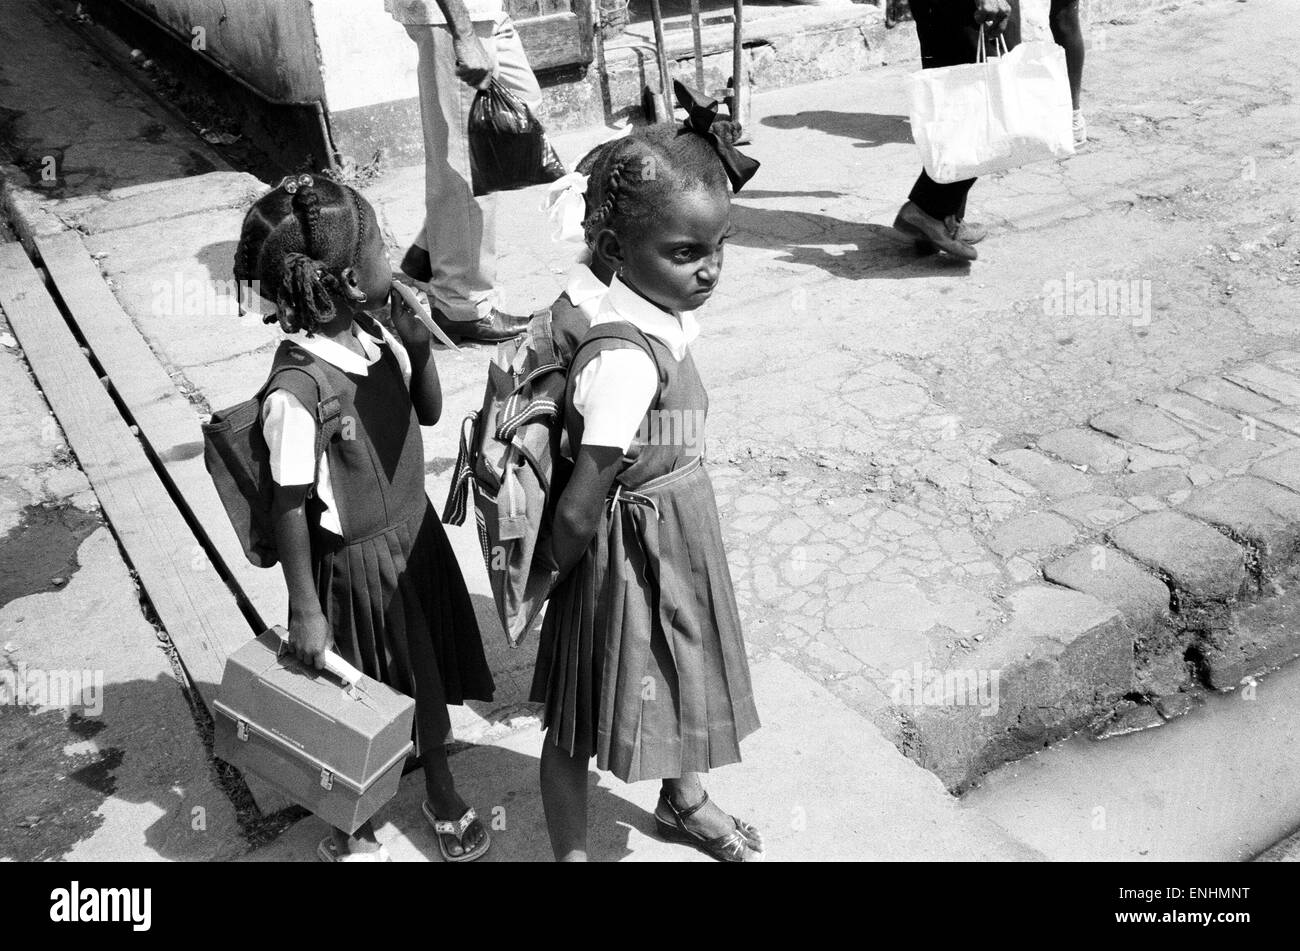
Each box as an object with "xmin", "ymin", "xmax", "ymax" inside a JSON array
[{"xmin": 213, "ymin": 628, "xmax": 415, "ymax": 834}]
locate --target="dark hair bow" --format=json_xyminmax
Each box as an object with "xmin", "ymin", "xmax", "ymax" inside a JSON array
[{"xmin": 673, "ymin": 80, "xmax": 760, "ymax": 193}]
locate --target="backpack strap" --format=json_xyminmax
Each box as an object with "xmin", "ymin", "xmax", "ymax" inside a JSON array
[
  {"xmin": 259, "ymin": 344, "xmax": 344, "ymax": 489},
  {"xmin": 497, "ymin": 308, "xmax": 569, "ymax": 442},
  {"xmin": 442, "ymin": 411, "xmax": 477, "ymax": 527},
  {"xmin": 526, "ymin": 305, "xmax": 559, "ymax": 369}
]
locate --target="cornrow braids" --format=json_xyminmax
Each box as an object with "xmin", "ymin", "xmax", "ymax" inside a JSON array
[
  {"xmin": 581, "ymin": 150, "xmax": 638, "ymax": 244},
  {"xmin": 232, "ymin": 175, "xmax": 378, "ymax": 336},
  {"xmin": 580, "ymin": 122, "xmax": 734, "ymax": 246},
  {"xmin": 291, "ymin": 183, "xmax": 324, "ymax": 258}
]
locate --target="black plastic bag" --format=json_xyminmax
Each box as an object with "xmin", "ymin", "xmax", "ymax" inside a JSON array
[{"xmin": 468, "ymin": 79, "xmax": 566, "ymax": 197}]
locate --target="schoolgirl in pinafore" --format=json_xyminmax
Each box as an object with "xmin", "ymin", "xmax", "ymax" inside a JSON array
[
  {"xmin": 530, "ymin": 279, "xmax": 760, "ymax": 783},
  {"xmin": 268, "ymin": 313, "xmax": 494, "ymax": 753}
]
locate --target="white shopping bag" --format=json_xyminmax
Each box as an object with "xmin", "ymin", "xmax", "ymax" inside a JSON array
[{"xmin": 905, "ymin": 29, "xmax": 1074, "ymax": 184}]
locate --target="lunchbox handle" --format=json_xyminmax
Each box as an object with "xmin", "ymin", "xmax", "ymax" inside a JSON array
[{"xmin": 269, "ymin": 625, "xmax": 364, "ymax": 689}]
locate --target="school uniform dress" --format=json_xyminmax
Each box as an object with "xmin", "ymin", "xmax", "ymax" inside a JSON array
[
  {"xmin": 262, "ymin": 316, "xmax": 493, "ymax": 754},
  {"xmin": 530, "ymin": 277, "xmax": 759, "ymax": 783}
]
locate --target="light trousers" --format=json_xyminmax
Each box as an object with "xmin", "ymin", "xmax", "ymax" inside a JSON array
[{"xmin": 406, "ymin": 16, "xmax": 542, "ymax": 321}]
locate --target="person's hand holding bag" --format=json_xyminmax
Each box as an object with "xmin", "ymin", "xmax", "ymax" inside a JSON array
[
  {"xmin": 434, "ymin": 0, "xmax": 496, "ymax": 89},
  {"xmin": 453, "ymin": 33, "xmax": 494, "ymax": 89},
  {"xmin": 973, "ymin": 0, "xmax": 1011, "ymax": 33}
]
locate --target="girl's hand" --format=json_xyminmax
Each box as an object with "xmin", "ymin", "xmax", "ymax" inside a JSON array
[
  {"xmin": 289, "ymin": 609, "xmax": 334, "ymax": 671},
  {"xmin": 390, "ymin": 295, "xmax": 432, "ymax": 352},
  {"xmin": 973, "ymin": 0, "xmax": 1011, "ymax": 33}
]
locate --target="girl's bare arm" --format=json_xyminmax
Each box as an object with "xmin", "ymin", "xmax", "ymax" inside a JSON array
[
  {"xmin": 389, "ymin": 305, "xmax": 443, "ymax": 425},
  {"xmin": 548, "ymin": 444, "xmax": 624, "ymax": 581},
  {"xmin": 272, "ymin": 483, "xmax": 333, "ymax": 668}
]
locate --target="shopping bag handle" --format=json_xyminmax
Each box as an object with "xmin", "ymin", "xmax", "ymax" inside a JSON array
[
  {"xmin": 975, "ymin": 24, "xmax": 1009, "ymax": 64},
  {"xmin": 269, "ymin": 625, "xmax": 364, "ymax": 688}
]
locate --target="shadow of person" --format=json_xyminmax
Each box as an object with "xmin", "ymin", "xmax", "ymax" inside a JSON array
[
  {"xmin": 195, "ymin": 239, "xmax": 240, "ymax": 290},
  {"xmin": 729, "ymin": 203, "xmax": 974, "ymax": 280},
  {"xmin": 239, "ymin": 735, "xmax": 656, "ymax": 862},
  {"xmin": 0, "ymin": 673, "xmax": 253, "ymax": 862},
  {"xmin": 761, "ymin": 111, "xmax": 913, "ymax": 149}
]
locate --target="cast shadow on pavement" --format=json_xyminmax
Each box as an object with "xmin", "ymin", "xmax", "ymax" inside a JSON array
[
  {"xmin": 730, "ymin": 203, "xmax": 973, "ymax": 280},
  {"xmin": 196, "ymin": 238, "xmax": 240, "ymax": 289},
  {"xmin": 0, "ymin": 673, "xmax": 247, "ymax": 862},
  {"xmin": 256, "ymin": 741, "xmax": 646, "ymax": 862},
  {"xmin": 760, "ymin": 111, "xmax": 913, "ymax": 149}
]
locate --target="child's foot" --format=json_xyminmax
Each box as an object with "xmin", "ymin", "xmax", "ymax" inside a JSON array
[
  {"xmin": 421, "ymin": 749, "xmax": 491, "ymax": 861},
  {"xmin": 318, "ymin": 826, "xmax": 390, "ymax": 862},
  {"xmin": 421, "ymin": 800, "xmax": 491, "ymax": 862},
  {"xmin": 655, "ymin": 790, "xmax": 764, "ymax": 862}
]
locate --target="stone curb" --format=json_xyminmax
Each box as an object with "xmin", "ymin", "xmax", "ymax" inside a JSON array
[
  {"xmin": 917, "ymin": 351, "xmax": 1300, "ymax": 791},
  {"xmin": 1, "ymin": 163, "xmax": 71, "ymax": 251}
]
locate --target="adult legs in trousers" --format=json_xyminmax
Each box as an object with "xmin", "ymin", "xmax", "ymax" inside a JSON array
[
  {"xmin": 402, "ymin": 15, "xmax": 542, "ymax": 341},
  {"xmin": 893, "ymin": 0, "xmax": 1004, "ymax": 260}
]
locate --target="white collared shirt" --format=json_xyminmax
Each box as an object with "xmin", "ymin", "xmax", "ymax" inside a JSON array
[
  {"xmin": 571, "ymin": 276, "xmax": 699, "ymax": 451},
  {"xmin": 565, "ymin": 260, "xmax": 609, "ymax": 322},
  {"xmin": 262, "ymin": 322, "xmax": 412, "ymax": 536}
]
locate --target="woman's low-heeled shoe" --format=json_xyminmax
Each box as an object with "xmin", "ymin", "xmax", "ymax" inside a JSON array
[{"xmin": 893, "ymin": 201, "xmax": 978, "ymax": 261}]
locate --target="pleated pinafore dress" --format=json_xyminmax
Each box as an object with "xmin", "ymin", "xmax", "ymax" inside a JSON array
[
  {"xmin": 529, "ymin": 324, "xmax": 759, "ymax": 783},
  {"xmin": 267, "ymin": 320, "xmax": 494, "ymax": 754}
]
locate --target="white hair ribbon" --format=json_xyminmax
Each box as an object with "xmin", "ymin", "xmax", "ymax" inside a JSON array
[{"xmin": 543, "ymin": 172, "xmax": 590, "ymax": 245}]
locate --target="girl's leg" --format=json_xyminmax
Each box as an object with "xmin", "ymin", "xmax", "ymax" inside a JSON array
[
  {"xmin": 422, "ymin": 745, "xmax": 488, "ymax": 857},
  {"xmin": 539, "ymin": 736, "xmax": 591, "ymax": 861},
  {"xmin": 1049, "ymin": 0, "xmax": 1085, "ymax": 110}
]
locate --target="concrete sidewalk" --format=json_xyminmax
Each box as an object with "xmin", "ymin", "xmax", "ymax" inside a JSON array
[{"xmin": 243, "ymin": 658, "xmax": 1039, "ymax": 862}]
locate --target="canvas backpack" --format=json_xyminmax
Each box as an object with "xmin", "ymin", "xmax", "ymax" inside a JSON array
[
  {"xmin": 442, "ymin": 312, "xmax": 662, "ymax": 647},
  {"xmin": 201, "ymin": 345, "xmax": 342, "ymax": 568}
]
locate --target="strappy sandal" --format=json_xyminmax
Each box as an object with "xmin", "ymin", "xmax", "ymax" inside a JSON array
[
  {"xmin": 317, "ymin": 835, "xmax": 391, "ymax": 863},
  {"xmin": 654, "ymin": 791, "xmax": 765, "ymax": 863},
  {"xmin": 421, "ymin": 801, "xmax": 491, "ymax": 862}
]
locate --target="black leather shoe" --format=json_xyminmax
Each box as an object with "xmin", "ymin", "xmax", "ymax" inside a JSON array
[
  {"xmin": 430, "ymin": 306, "xmax": 530, "ymax": 344},
  {"xmin": 893, "ymin": 200, "xmax": 978, "ymax": 261}
]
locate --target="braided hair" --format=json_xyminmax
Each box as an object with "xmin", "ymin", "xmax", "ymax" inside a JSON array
[
  {"xmin": 579, "ymin": 120, "xmax": 740, "ymax": 247},
  {"xmin": 233, "ymin": 175, "xmax": 375, "ymax": 335}
]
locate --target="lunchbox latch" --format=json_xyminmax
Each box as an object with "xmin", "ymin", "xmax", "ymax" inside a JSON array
[
  {"xmin": 320, "ymin": 768, "xmax": 333, "ymax": 790},
  {"xmin": 236, "ymin": 720, "xmax": 249, "ymax": 742}
]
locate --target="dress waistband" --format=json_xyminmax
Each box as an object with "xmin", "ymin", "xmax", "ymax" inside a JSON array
[
  {"xmin": 317, "ymin": 497, "xmax": 428, "ymax": 549},
  {"xmin": 605, "ymin": 456, "xmax": 704, "ymax": 520}
]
